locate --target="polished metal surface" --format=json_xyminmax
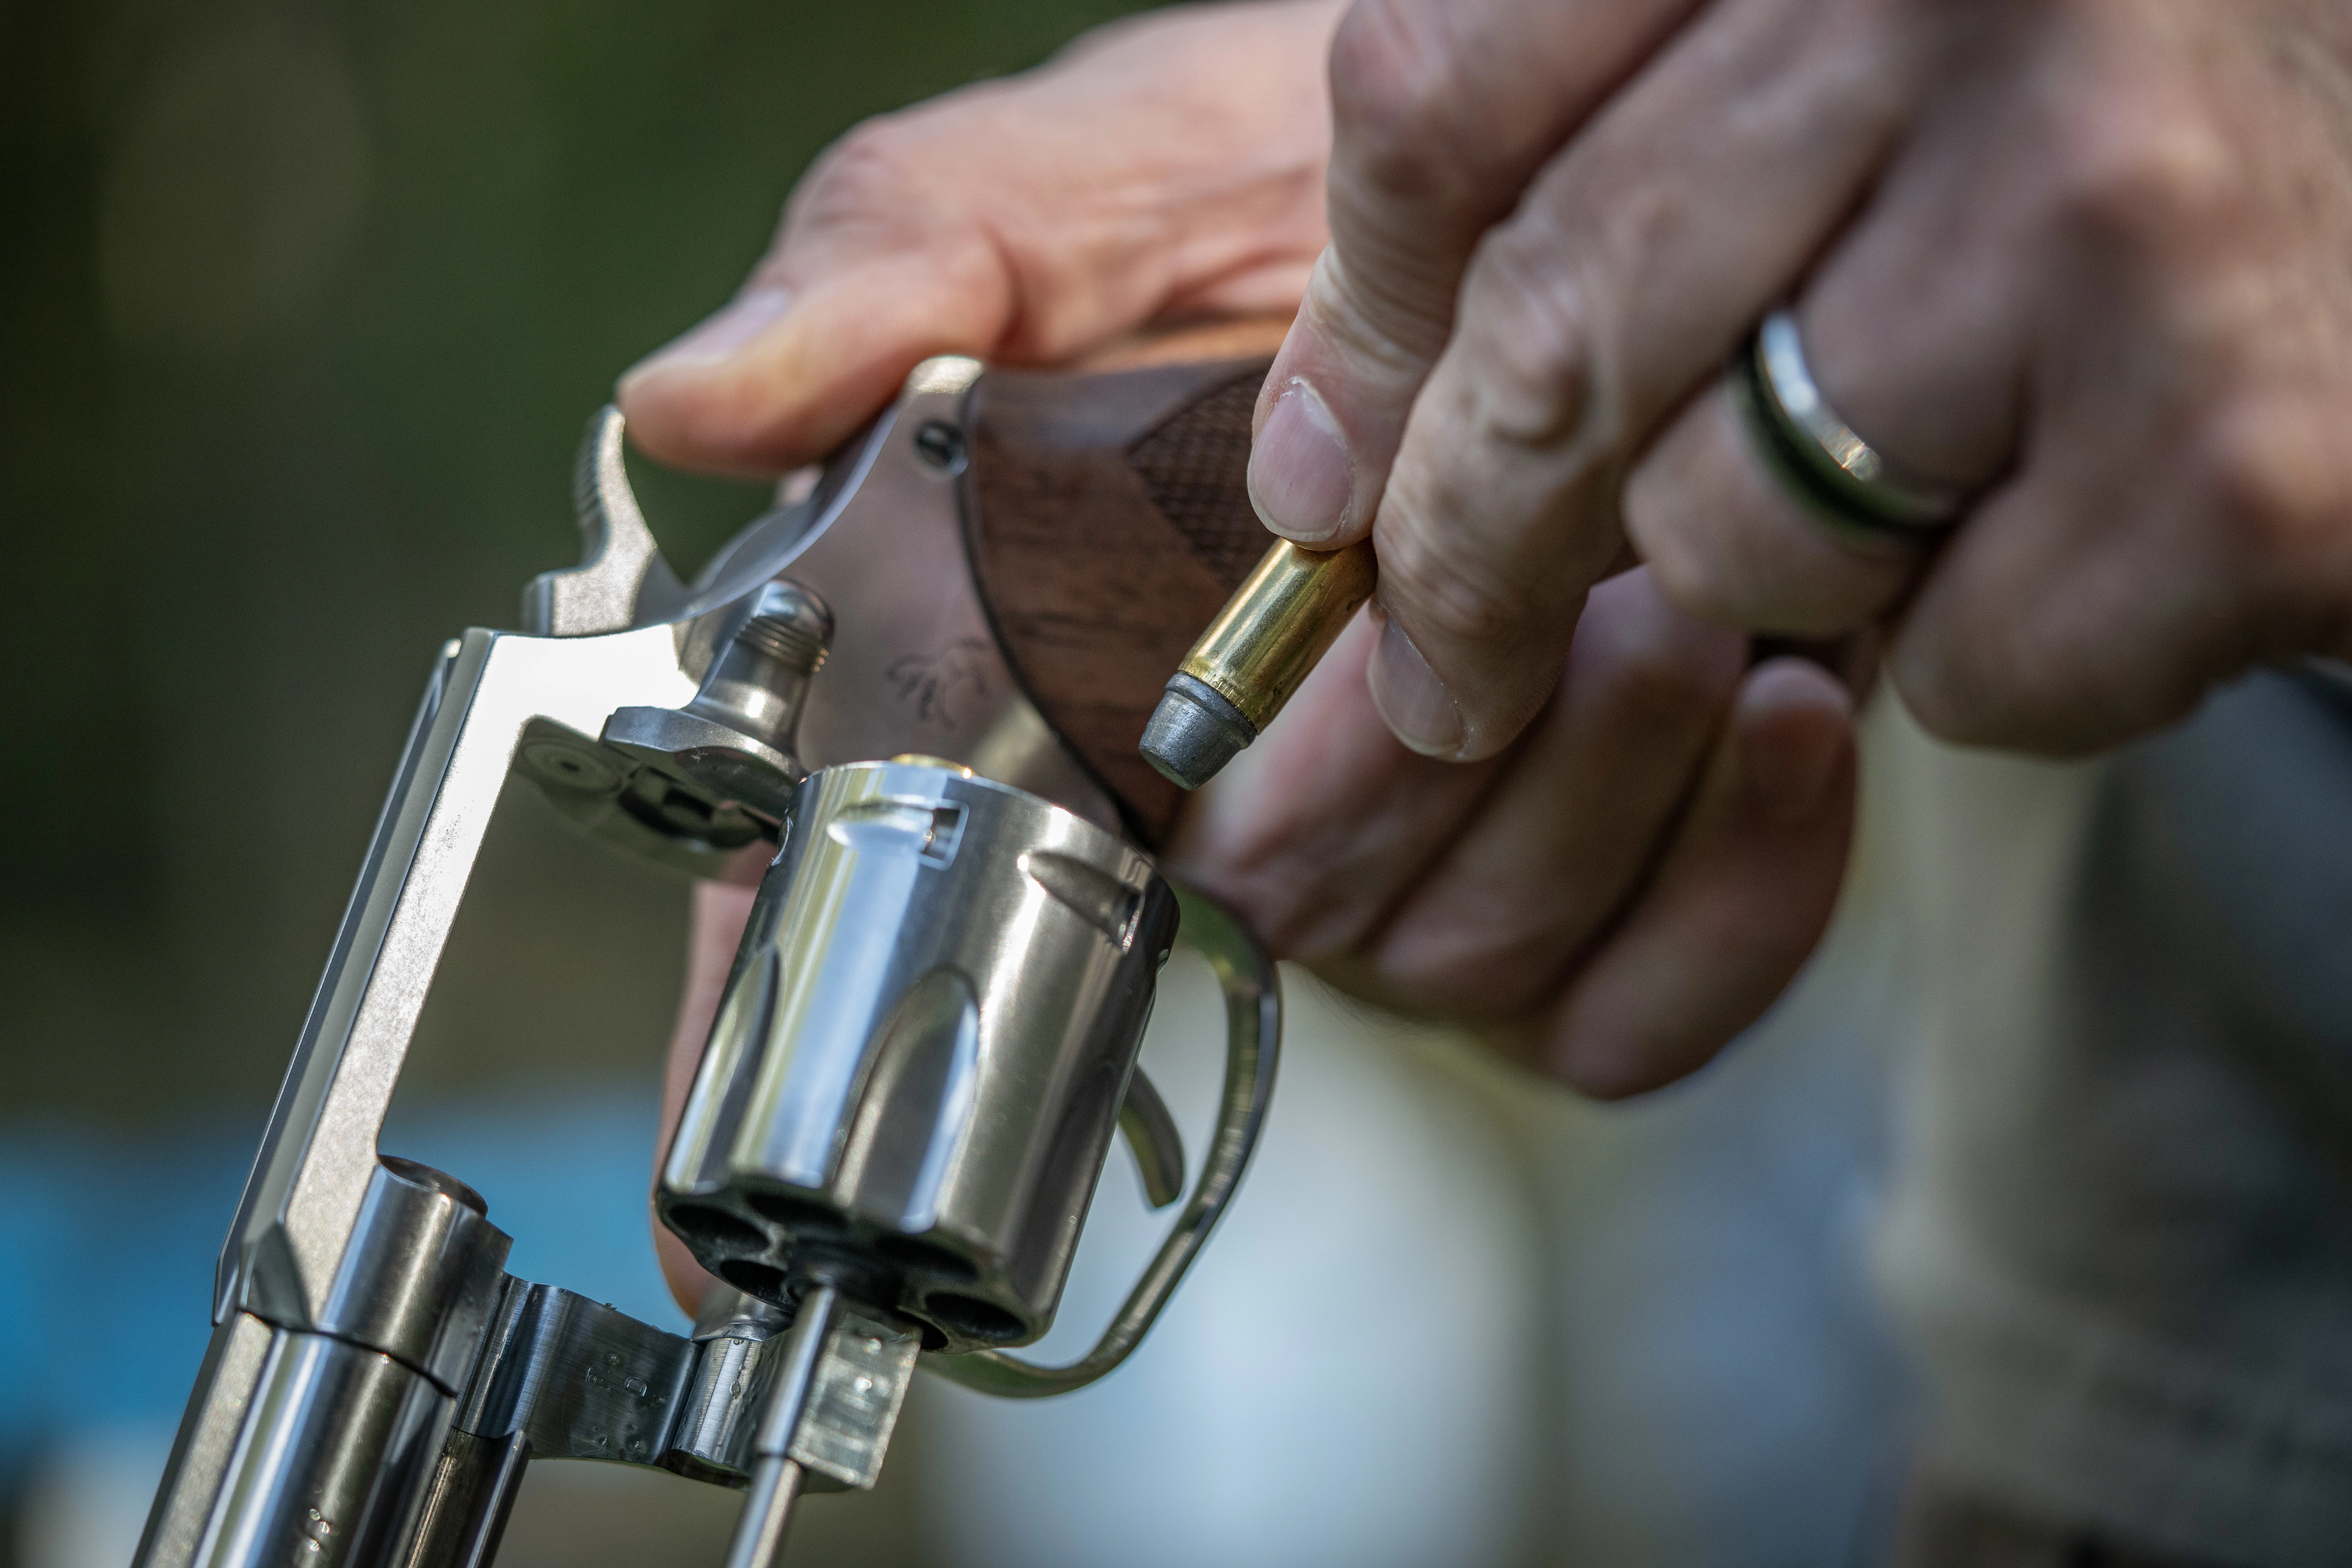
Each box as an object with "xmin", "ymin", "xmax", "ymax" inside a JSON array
[
  {"xmin": 145, "ymin": 352, "xmax": 1280, "ymax": 1568},
  {"xmin": 401, "ymin": 1429, "xmax": 529, "ymax": 1568},
  {"xmin": 1735, "ymin": 308, "xmax": 1967, "ymax": 537},
  {"xmin": 603, "ymin": 579, "xmax": 833, "ymax": 825},
  {"xmin": 667, "ymin": 1334, "xmax": 769, "ymax": 1483},
  {"xmin": 191, "ymin": 1325, "xmax": 452, "ymax": 1568},
  {"xmin": 135, "ymin": 1314, "xmax": 279, "ymax": 1568},
  {"xmin": 456, "ymin": 1284, "xmax": 697, "ymax": 1466},
  {"xmin": 785, "ymin": 1312, "xmax": 918, "ymax": 1491},
  {"xmin": 660, "ymin": 759, "xmax": 1181, "ymax": 1351},
  {"xmin": 724, "ymin": 1284, "xmax": 838, "ymax": 1568},
  {"xmin": 668, "ymin": 1287, "xmax": 788, "ymax": 1485},
  {"xmin": 382, "ymin": 1278, "xmax": 918, "ymax": 1568},
  {"xmin": 724, "ymin": 1461, "xmax": 804, "ymax": 1568},
  {"xmin": 1145, "ymin": 538, "xmax": 1376, "ymax": 789},
  {"xmin": 139, "ymin": 1157, "xmax": 511, "ymax": 1568},
  {"xmin": 517, "ymin": 368, "xmax": 1120, "ymax": 858},
  {"xmin": 927, "ymin": 886, "xmax": 1279, "ymax": 1398},
  {"xmin": 663, "ymin": 755, "xmax": 1279, "ymax": 1393},
  {"xmin": 747, "ymin": 1286, "xmax": 835, "ymax": 1461},
  {"xmin": 691, "ymin": 1283, "xmax": 793, "ymax": 1343},
  {"xmin": 299, "ymin": 1158, "xmax": 512, "ymax": 1393},
  {"xmin": 521, "ymin": 406, "xmax": 688, "ymax": 637},
  {"xmin": 1115, "ymin": 1067, "xmax": 1186, "ymax": 1211},
  {"xmin": 209, "ymin": 625, "xmax": 704, "ymax": 1350}
]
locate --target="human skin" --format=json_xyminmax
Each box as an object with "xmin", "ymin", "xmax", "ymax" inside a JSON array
[
  {"xmin": 619, "ymin": 1, "xmax": 1856, "ymax": 1309},
  {"xmin": 1251, "ymin": 0, "xmax": 2352, "ymax": 760}
]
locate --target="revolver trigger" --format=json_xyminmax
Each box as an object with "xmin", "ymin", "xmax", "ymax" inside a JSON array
[{"xmin": 1118, "ymin": 1068, "xmax": 1186, "ymax": 1210}]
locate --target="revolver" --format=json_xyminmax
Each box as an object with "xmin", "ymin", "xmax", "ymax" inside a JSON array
[{"xmin": 134, "ymin": 332, "xmax": 1289, "ymax": 1568}]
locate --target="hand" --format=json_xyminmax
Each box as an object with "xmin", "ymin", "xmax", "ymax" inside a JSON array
[
  {"xmin": 619, "ymin": 2, "xmax": 1339, "ymax": 475},
  {"xmin": 1254, "ymin": 0, "xmax": 2352, "ymax": 758},
  {"xmin": 624, "ymin": 1, "xmax": 1857, "ymax": 1310}
]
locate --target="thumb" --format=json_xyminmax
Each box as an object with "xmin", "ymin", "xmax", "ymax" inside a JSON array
[{"xmin": 617, "ymin": 238, "xmax": 1010, "ymax": 479}]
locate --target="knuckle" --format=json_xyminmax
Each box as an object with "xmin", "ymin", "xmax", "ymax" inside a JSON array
[
  {"xmin": 1460, "ymin": 235, "xmax": 1605, "ymax": 451},
  {"xmin": 1887, "ymin": 641, "xmax": 2041, "ymax": 749},
  {"xmin": 1328, "ymin": 0, "xmax": 1473, "ymax": 201},
  {"xmin": 1376, "ymin": 899, "xmax": 1560, "ymax": 1017},
  {"xmin": 1886, "ymin": 609, "xmax": 2109, "ymax": 754},
  {"xmin": 1587, "ymin": 610, "xmax": 1741, "ymax": 729},
  {"xmin": 789, "ymin": 113, "xmax": 948, "ymax": 231},
  {"xmin": 2039, "ymin": 84, "xmax": 2239, "ymax": 257},
  {"xmin": 1176, "ymin": 826, "xmax": 1379, "ymax": 964},
  {"xmin": 1544, "ymin": 1033, "xmax": 1668, "ymax": 1102},
  {"xmin": 1631, "ymin": 513, "xmax": 1745, "ymax": 628},
  {"xmin": 2179, "ymin": 413, "xmax": 2280, "ymax": 563},
  {"xmin": 1378, "ymin": 518, "xmax": 1527, "ymax": 653},
  {"xmin": 2175, "ymin": 399, "xmax": 2340, "ymax": 578},
  {"xmin": 1314, "ymin": 245, "xmax": 1456, "ymax": 372}
]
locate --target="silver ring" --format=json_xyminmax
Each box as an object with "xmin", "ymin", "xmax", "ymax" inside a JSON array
[{"xmin": 1733, "ymin": 308, "xmax": 1966, "ymax": 539}]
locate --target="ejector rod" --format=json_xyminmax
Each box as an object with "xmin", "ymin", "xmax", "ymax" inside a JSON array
[{"xmin": 724, "ymin": 1282, "xmax": 842, "ymax": 1568}]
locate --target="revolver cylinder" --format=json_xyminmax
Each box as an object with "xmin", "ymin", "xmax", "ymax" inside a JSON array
[{"xmin": 659, "ymin": 757, "xmax": 1181, "ymax": 1352}]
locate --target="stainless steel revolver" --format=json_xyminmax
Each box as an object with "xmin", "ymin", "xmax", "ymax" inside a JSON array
[{"xmin": 134, "ymin": 337, "xmax": 1290, "ymax": 1568}]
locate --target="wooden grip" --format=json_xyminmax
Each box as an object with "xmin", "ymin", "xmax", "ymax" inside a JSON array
[{"xmin": 964, "ymin": 346, "xmax": 1278, "ymax": 846}]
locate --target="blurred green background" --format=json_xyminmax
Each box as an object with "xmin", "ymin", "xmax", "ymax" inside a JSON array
[
  {"xmin": 0, "ymin": 9, "xmax": 1920, "ymax": 1567},
  {"xmin": 0, "ymin": 0, "xmax": 1144, "ymax": 1120},
  {"xmin": 0, "ymin": 4, "xmax": 1145, "ymax": 1561}
]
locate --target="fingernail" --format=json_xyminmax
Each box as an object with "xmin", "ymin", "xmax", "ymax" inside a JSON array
[
  {"xmin": 1248, "ymin": 377, "xmax": 1353, "ymax": 542},
  {"xmin": 1368, "ymin": 611, "xmax": 1465, "ymax": 757},
  {"xmin": 620, "ymin": 287, "xmax": 793, "ymax": 389},
  {"xmin": 1740, "ymin": 709, "xmax": 1843, "ymax": 826}
]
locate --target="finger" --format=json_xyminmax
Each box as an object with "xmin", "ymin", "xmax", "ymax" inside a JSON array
[
  {"xmin": 1245, "ymin": 0, "xmax": 1702, "ymax": 545},
  {"xmin": 1626, "ymin": 30, "xmax": 2039, "ymax": 634},
  {"xmin": 1356, "ymin": 568, "xmax": 1745, "ymax": 1016},
  {"xmin": 1836, "ymin": 9, "xmax": 2352, "ymax": 751},
  {"xmin": 1166, "ymin": 607, "xmax": 1508, "ymax": 959},
  {"xmin": 1888, "ymin": 420, "xmax": 2335, "ymax": 753},
  {"xmin": 619, "ymin": 0, "xmax": 1340, "ymax": 477},
  {"xmin": 653, "ymin": 877, "xmax": 759, "ymax": 1317},
  {"xmin": 1512, "ymin": 656, "xmax": 1856, "ymax": 1100},
  {"xmin": 1624, "ymin": 381, "xmax": 1921, "ymax": 635},
  {"xmin": 1366, "ymin": 0, "xmax": 1934, "ymax": 760}
]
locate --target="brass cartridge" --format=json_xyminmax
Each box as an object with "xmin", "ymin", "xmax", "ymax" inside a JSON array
[{"xmin": 1140, "ymin": 539, "xmax": 1377, "ymax": 790}]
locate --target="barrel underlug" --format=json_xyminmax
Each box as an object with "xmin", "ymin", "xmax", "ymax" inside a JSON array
[
  {"xmin": 289, "ymin": 1158, "xmax": 513, "ymax": 1392},
  {"xmin": 142, "ymin": 1159, "xmax": 514, "ymax": 1568}
]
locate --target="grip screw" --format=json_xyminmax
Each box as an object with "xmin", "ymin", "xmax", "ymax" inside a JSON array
[{"xmin": 913, "ymin": 420, "xmax": 966, "ymax": 474}]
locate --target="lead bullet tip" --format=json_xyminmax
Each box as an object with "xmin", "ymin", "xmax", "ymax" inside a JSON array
[{"xmin": 1140, "ymin": 676, "xmax": 1259, "ymax": 791}]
